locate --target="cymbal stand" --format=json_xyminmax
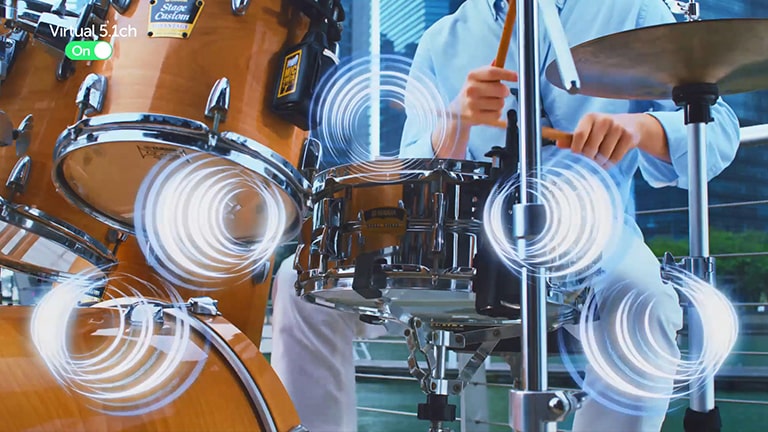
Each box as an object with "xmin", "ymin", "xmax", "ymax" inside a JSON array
[
  {"xmin": 506, "ymin": 0, "xmax": 586, "ymax": 431},
  {"xmin": 665, "ymin": 4, "xmax": 720, "ymax": 430},
  {"xmin": 670, "ymin": 83, "xmax": 722, "ymax": 432}
]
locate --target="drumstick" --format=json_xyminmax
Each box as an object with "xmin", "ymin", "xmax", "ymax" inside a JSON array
[
  {"xmin": 494, "ymin": 0, "xmax": 517, "ymax": 68},
  {"xmin": 482, "ymin": 117, "xmax": 573, "ymax": 144}
]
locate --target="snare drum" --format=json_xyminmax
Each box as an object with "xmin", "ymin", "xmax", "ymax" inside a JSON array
[
  {"xmin": 295, "ymin": 159, "xmax": 580, "ymax": 326},
  {"xmin": 0, "ymin": 304, "xmax": 304, "ymax": 432},
  {"xmin": 0, "ymin": 22, "xmax": 116, "ymax": 287}
]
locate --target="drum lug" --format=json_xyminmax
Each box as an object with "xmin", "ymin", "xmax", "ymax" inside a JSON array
[
  {"xmin": 431, "ymin": 192, "xmax": 446, "ymax": 254},
  {"xmin": 319, "ymin": 226, "xmax": 340, "ymax": 258},
  {"xmin": 56, "ymin": 58, "xmax": 75, "ymax": 81},
  {"xmin": 110, "ymin": 0, "xmax": 132, "ymax": 15},
  {"xmin": 205, "ymin": 77, "xmax": 230, "ymax": 134},
  {"xmin": 231, "ymin": 0, "xmax": 250, "ymax": 16},
  {"xmin": 76, "ymin": 73, "xmax": 108, "ymax": 120},
  {"xmin": 187, "ymin": 296, "xmax": 220, "ymax": 316},
  {"xmin": 298, "ymin": 137, "xmax": 321, "ymax": 180},
  {"xmin": 251, "ymin": 260, "xmax": 271, "ymax": 284},
  {"xmin": 5, "ymin": 155, "xmax": 31, "ymax": 199},
  {"xmin": 13, "ymin": 114, "xmax": 32, "ymax": 156},
  {"xmin": 106, "ymin": 229, "xmax": 129, "ymax": 255}
]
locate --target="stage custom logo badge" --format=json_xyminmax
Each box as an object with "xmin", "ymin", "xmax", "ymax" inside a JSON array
[
  {"xmin": 361, "ymin": 207, "xmax": 408, "ymax": 237},
  {"xmin": 137, "ymin": 144, "xmax": 187, "ymax": 160},
  {"xmin": 277, "ymin": 49, "xmax": 302, "ymax": 98},
  {"xmin": 148, "ymin": 0, "xmax": 204, "ymax": 39}
]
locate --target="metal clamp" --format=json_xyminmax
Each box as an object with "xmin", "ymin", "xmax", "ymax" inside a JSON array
[
  {"xmin": 205, "ymin": 77, "xmax": 230, "ymax": 134},
  {"xmin": 188, "ymin": 296, "xmax": 220, "ymax": 316},
  {"xmin": 509, "ymin": 389, "xmax": 588, "ymax": 431},
  {"xmin": 0, "ymin": 29, "xmax": 29, "ymax": 83},
  {"xmin": 110, "ymin": 0, "xmax": 132, "ymax": 15},
  {"xmin": 511, "ymin": 202, "xmax": 547, "ymax": 240},
  {"xmin": 660, "ymin": 251, "xmax": 716, "ymax": 285},
  {"xmin": 125, "ymin": 301, "xmax": 166, "ymax": 326},
  {"xmin": 76, "ymin": 73, "xmax": 108, "ymax": 120}
]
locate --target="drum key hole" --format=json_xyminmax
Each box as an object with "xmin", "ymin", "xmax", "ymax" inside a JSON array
[
  {"xmin": 147, "ymin": 31, "xmax": 154, "ymax": 37},
  {"xmin": 182, "ymin": 32, "xmax": 188, "ymax": 38},
  {"xmin": 149, "ymin": 0, "xmax": 156, "ymax": 4},
  {"xmin": 196, "ymin": 1, "xmax": 203, "ymax": 6}
]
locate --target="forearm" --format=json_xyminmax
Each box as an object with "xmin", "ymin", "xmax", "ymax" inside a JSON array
[
  {"xmin": 431, "ymin": 118, "xmax": 472, "ymax": 159},
  {"xmin": 615, "ymin": 112, "xmax": 671, "ymax": 163}
]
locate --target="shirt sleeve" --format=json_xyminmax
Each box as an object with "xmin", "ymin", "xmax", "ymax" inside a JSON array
[
  {"xmin": 398, "ymin": 32, "xmax": 439, "ymax": 159},
  {"xmin": 635, "ymin": 0, "xmax": 741, "ymax": 189}
]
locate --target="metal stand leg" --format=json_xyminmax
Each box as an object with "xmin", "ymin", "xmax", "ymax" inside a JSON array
[
  {"xmin": 506, "ymin": 0, "xmax": 588, "ymax": 430},
  {"xmin": 672, "ymin": 83, "xmax": 723, "ymax": 432}
]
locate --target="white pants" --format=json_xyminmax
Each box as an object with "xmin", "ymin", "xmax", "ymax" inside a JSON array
[
  {"xmin": 271, "ymin": 256, "xmax": 388, "ymax": 432},
  {"xmin": 271, "ymin": 228, "xmax": 683, "ymax": 432}
]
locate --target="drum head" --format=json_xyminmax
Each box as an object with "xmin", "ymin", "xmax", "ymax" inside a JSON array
[
  {"xmin": 0, "ymin": 197, "xmax": 115, "ymax": 286},
  {"xmin": 52, "ymin": 114, "xmax": 309, "ymax": 238}
]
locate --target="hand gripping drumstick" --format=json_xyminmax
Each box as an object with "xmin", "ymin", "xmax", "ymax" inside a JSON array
[{"xmin": 486, "ymin": 0, "xmax": 574, "ymax": 145}]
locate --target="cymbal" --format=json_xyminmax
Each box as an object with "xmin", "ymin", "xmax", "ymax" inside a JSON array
[{"xmin": 545, "ymin": 19, "xmax": 768, "ymax": 100}]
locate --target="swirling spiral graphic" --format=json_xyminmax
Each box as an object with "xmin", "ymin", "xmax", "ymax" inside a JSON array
[
  {"xmin": 134, "ymin": 153, "xmax": 286, "ymax": 289},
  {"xmin": 309, "ymin": 54, "xmax": 460, "ymax": 182},
  {"xmin": 483, "ymin": 150, "xmax": 626, "ymax": 288},
  {"xmin": 559, "ymin": 265, "xmax": 738, "ymax": 416},
  {"xmin": 30, "ymin": 270, "xmax": 207, "ymax": 416}
]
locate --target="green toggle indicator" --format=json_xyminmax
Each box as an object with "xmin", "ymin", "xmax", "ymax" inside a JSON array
[{"xmin": 65, "ymin": 40, "xmax": 113, "ymax": 61}]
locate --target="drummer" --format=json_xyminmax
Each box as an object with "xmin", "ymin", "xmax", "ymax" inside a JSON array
[{"xmin": 272, "ymin": 1, "xmax": 740, "ymax": 431}]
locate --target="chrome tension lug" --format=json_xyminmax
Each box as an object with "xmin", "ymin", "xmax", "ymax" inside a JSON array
[
  {"xmin": 75, "ymin": 73, "xmax": 108, "ymax": 120},
  {"xmin": 205, "ymin": 77, "xmax": 230, "ymax": 134}
]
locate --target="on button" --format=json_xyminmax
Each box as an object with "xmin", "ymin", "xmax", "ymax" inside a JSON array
[{"xmin": 65, "ymin": 41, "xmax": 113, "ymax": 61}]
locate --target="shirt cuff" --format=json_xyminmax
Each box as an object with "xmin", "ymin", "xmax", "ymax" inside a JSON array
[{"xmin": 639, "ymin": 110, "xmax": 687, "ymax": 188}]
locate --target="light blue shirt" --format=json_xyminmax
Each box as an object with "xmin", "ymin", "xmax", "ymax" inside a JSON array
[{"xmin": 399, "ymin": 0, "xmax": 740, "ymax": 222}]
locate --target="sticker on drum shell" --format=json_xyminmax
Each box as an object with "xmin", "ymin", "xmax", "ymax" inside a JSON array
[
  {"xmin": 147, "ymin": 0, "xmax": 204, "ymax": 39},
  {"xmin": 137, "ymin": 144, "xmax": 188, "ymax": 160},
  {"xmin": 360, "ymin": 207, "xmax": 408, "ymax": 237}
]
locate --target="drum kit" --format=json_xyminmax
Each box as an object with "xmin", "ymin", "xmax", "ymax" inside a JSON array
[{"xmin": 0, "ymin": 0, "xmax": 765, "ymax": 430}]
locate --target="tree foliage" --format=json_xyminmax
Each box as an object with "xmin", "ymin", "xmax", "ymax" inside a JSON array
[{"xmin": 646, "ymin": 230, "xmax": 768, "ymax": 302}]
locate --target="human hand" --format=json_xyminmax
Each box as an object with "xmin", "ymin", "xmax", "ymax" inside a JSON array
[
  {"xmin": 450, "ymin": 65, "xmax": 519, "ymax": 127},
  {"xmin": 557, "ymin": 113, "xmax": 642, "ymax": 166}
]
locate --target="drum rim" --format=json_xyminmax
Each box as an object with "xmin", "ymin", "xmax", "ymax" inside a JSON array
[
  {"xmin": 0, "ymin": 196, "xmax": 115, "ymax": 281},
  {"xmin": 51, "ymin": 112, "xmax": 310, "ymax": 237},
  {"xmin": 311, "ymin": 158, "xmax": 491, "ymax": 190}
]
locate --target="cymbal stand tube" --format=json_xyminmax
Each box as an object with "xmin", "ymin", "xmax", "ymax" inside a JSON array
[{"xmin": 672, "ymin": 84, "xmax": 722, "ymax": 432}]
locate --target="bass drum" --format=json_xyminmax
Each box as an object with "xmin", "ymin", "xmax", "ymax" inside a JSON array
[
  {"xmin": 0, "ymin": 304, "xmax": 306, "ymax": 432},
  {"xmin": 114, "ymin": 236, "xmax": 272, "ymax": 345}
]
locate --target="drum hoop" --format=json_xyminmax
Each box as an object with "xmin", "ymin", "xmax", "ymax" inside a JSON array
[
  {"xmin": 52, "ymin": 113, "xmax": 310, "ymax": 236},
  {"xmin": 83, "ymin": 301, "xmax": 281, "ymax": 431},
  {"xmin": 312, "ymin": 158, "xmax": 491, "ymax": 191},
  {"xmin": 0, "ymin": 196, "xmax": 115, "ymax": 280},
  {"xmin": 165, "ymin": 308, "xmax": 280, "ymax": 432}
]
